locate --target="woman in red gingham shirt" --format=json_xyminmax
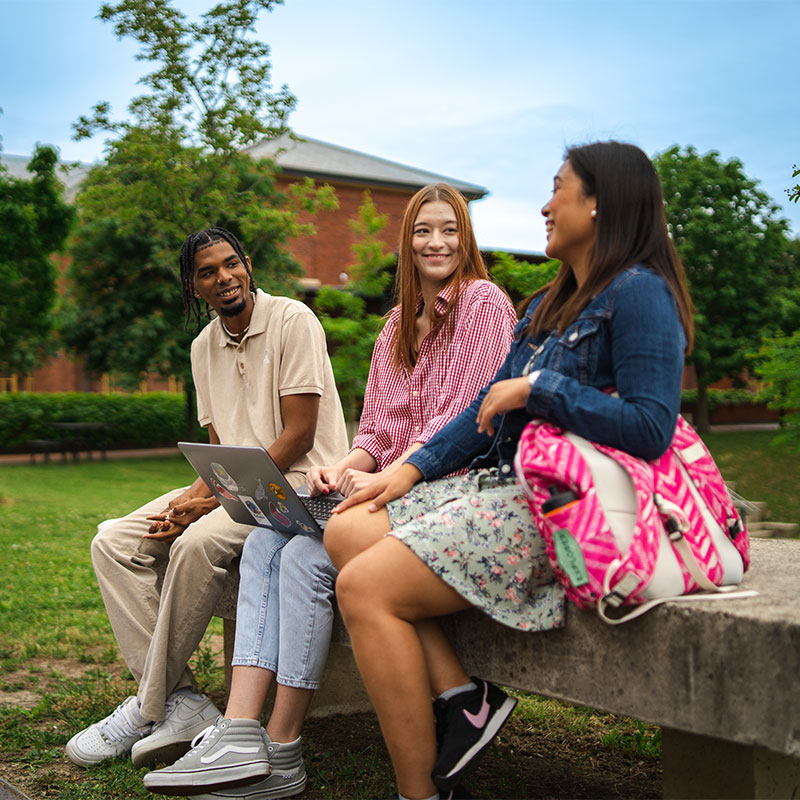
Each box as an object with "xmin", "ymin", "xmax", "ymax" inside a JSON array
[{"xmin": 307, "ymin": 183, "xmax": 516, "ymax": 498}]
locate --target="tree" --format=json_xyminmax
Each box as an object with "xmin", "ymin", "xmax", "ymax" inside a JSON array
[
  {"xmin": 60, "ymin": 0, "xmax": 335, "ymax": 433},
  {"xmin": 489, "ymin": 251, "xmax": 559, "ymax": 307},
  {"xmin": 755, "ymin": 330, "xmax": 800, "ymax": 449},
  {"xmin": 766, "ymin": 235, "xmax": 800, "ymax": 335},
  {"xmin": 346, "ymin": 190, "xmax": 397, "ymax": 300},
  {"xmin": 789, "ymin": 164, "xmax": 799, "ymax": 205},
  {"xmin": 653, "ymin": 145, "xmax": 790, "ymax": 431},
  {"xmin": 314, "ymin": 192, "xmax": 392, "ymax": 423},
  {"xmin": 0, "ymin": 144, "xmax": 74, "ymax": 376}
]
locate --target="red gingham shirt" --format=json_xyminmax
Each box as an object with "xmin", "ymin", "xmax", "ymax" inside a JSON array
[{"xmin": 350, "ymin": 280, "xmax": 517, "ymax": 471}]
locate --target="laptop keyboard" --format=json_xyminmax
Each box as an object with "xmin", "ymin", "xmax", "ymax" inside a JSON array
[{"xmin": 300, "ymin": 494, "xmax": 341, "ymax": 521}]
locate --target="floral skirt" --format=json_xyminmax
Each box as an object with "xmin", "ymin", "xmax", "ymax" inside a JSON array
[{"xmin": 386, "ymin": 469, "xmax": 566, "ymax": 632}]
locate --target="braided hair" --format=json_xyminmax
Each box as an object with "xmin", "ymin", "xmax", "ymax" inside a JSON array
[{"xmin": 179, "ymin": 227, "xmax": 256, "ymax": 332}]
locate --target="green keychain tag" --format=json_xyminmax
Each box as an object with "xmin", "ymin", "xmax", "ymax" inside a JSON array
[{"xmin": 553, "ymin": 528, "xmax": 590, "ymax": 587}]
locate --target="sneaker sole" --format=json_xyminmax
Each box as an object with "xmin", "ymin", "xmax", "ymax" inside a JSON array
[
  {"xmin": 433, "ymin": 695, "xmax": 517, "ymax": 791},
  {"xmin": 143, "ymin": 762, "xmax": 270, "ymax": 795},
  {"xmin": 131, "ymin": 718, "xmax": 220, "ymax": 767},
  {"xmin": 194, "ymin": 772, "xmax": 307, "ymax": 799}
]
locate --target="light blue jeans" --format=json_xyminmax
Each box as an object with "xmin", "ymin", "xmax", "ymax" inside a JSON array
[{"xmin": 231, "ymin": 529, "xmax": 337, "ymax": 689}]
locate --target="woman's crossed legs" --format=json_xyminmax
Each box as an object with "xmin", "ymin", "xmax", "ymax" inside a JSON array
[{"xmin": 326, "ymin": 504, "xmax": 473, "ymax": 799}]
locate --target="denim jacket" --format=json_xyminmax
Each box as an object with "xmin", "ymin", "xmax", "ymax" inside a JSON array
[{"xmin": 407, "ymin": 265, "xmax": 687, "ymax": 481}]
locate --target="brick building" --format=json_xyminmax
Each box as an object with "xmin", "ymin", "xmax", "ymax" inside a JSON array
[
  {"xmin": 251, "ymin": 134, "xmax": 488, "ymax": 288},
  {"xmin": 1, "ymin": 135, "xmax": 489, "ymax": 392}
]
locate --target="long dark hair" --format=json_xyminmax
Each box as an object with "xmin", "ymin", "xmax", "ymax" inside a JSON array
[
  {"xmin": 179, "ymin": 227, "xmax": 255, "ymax": 332},
  {"xmin": 393, "ymin": 183, "xmax": 490, "ymax": 371},
  {"xmin": 526, "ymin": 141, "xmax": 694, "ymax": 350}
]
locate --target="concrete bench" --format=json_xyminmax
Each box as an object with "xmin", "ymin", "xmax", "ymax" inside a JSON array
[
  {"xmin": 438, "ymin": 537, "xmax": 800, "ymax": 799},
  {"xmin": 214, "ymin": 537, "xmax": 800, "ymax": 799}
]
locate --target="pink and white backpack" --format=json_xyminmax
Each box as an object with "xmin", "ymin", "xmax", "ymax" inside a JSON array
[{"xmin": 514, "ymin": 416, "xmax": 754, "ymax": 624}]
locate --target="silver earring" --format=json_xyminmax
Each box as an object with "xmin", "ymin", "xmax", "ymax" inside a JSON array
[{"xmin": 591, "ymin": 209, "xmax": 597, "ymax": 218}]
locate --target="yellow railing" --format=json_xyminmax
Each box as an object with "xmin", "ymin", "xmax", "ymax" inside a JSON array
[{"xmin": 0, "ymin": 374, "xmax": 182, "ymax": 394}]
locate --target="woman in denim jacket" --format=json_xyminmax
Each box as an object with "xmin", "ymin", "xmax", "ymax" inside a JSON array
[{"xmin": 325, "ymin": 141, "xmax": 694, "ymax": 800}]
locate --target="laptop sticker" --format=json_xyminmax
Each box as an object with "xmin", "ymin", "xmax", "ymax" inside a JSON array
[
  {"xmin": 239, "ymin": 495, "xmax": 269, "ymax": 526},
  {"xmin": 298, "ymin": 522, "xmax": 313, "ymax": 533},
  {"xmin": 211, "ymin": 462, "xmax": 239, "ymax": 492},
  {"xmin": 277, "ymin": 501, "xmax": 290, "ymax": 514},
  {"xmin": 268, "ymin": 482, "xmax": 286, "ymax": 500},
  {"xmin": 268, "ymin": 501, "xmax": 291, "ymax": 528},
  {"xmin": 211, "ymin": 477, "xmax": 237, "ymax": 501},
  {"xmin": 255, "ymin": 478, "xmax": 267, "ymax": 500}
]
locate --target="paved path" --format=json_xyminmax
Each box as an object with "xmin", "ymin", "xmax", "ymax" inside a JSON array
[
  {"xmin": 0, "ymin": 778, "xmax": 32, "ymax": 800},
  {"xmin": 0, "ymin": 423, "xmax": 780, "ymax": 467},
  {"xmin": 0, "ymin": 446, "xmax": 179, "ymax": 465}
]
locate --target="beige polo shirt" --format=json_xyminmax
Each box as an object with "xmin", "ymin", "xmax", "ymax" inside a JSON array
[{"xmin": 191, "ymin": 289, "xmax": 348, "ymax": 488}]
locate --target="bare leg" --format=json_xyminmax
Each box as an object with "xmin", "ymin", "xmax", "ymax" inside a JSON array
[
  {"xmin": 224, "ymin": 664, "xmax": 314, "ymax": 744},
  {"xmin": 323, "ymin": 502, "xmax": 392, "ymax": 570},
  {"xmin": 267, "ymin": 686, "xmax": 314, "ymax": 743},
  {"xmin": 415, "ymin": 619, "xmax": 469, "ymax": 696},
  {"xmin": 225, "ymin": 665, "xmax": 274, "ymax": 719},
  {"xmin": 336, "ymin": 536, "xmax": 471, "ymax": 799},
  {"xmin": 325, "ymin": 504, "xmax": 470, "ymax": 697}
]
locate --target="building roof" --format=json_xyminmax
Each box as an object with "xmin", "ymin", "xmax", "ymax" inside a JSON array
[
  {"xmin": 2, "ymin": 134, "xmax": 489, "ymax": 203},
  {"xmin": 0, "ymin": 153, "xmax": 92, "ymax": 203},
  {"xmin": 247, "ymin": 134, "xmax": 488, "ymax": 200}
]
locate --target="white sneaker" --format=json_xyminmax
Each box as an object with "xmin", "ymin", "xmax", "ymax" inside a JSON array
[
  {"xmin": 131, "ymin": 691, "xmax": 222, "ymax": 767},
  {"xmin": 66, "ymin": 696, "xmax": 152, "ymax": 767},
  {"xmin": 192, "ymin": 736, "xmax": 307, "ymax": 799}
]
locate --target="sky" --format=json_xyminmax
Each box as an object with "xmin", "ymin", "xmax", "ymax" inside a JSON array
[{"xmin": 1, "ymin": 0, "xmax": 798, "ymax": 253}]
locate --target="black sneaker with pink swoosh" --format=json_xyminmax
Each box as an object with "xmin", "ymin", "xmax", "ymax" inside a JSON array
[{"xmin": 431, "ymin": 677, "xmax": 517, "ymax": 791}]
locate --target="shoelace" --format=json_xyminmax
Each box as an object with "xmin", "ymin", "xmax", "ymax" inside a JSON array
[
  {"xmin": 173, "ymin": 723, "xmax": 218, "ymax": 763},
  {"xmin": 99, "ymin": 700, "xmax": 143, "ymax": 743}
]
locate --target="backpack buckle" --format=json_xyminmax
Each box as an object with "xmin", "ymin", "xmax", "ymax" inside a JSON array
[
  {"xmin": 603, "ymin": 572, "xmax": 641, "ymax": 608},
  {"xmin": 654, "ymin": 492, "xmax": 688, "ymax": 541},
  {"xmin": 727, "ymin": 516, "xmax": 744, "ymax": 539}
]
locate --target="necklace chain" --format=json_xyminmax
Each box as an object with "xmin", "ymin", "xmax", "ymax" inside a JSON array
[
  {"xmin": 222, "ymin": 321, "xmax": 249, "ymax": 340},
  {"xmin": 219, "ymin": 291, "xmax": 256, "ymax": 340}
]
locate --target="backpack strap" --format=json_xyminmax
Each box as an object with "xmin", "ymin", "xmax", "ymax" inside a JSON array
[
  {"xmin": 590, "ymin": 443, "xmax": 662, "ymax": 607},
  {"xmin": 671, "ymin": 417, "xmax": 750, "ymax": 565},
  {"xmin": 597, "ymin": 583, "xmax": 759, "ymax": 625},
  {"xmin": 654, "ymin": 493, "xmax": 720, "ymax": 592},
  {"xmin": 598, "ymin": 492, "xmax": 757, "ymax": 625}
]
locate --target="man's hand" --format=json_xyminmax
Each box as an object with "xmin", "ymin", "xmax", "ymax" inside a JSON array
[
  {"xmin": 475, "ymin": 377, "xmax": 530, "ymax": 437},
  {"xmin": 334, "ymin": 462, "xmax": 423, "ymax": 515},
  {"xmin": 144, "ymin": 496, "xmax": 218, "ymax": 542}
]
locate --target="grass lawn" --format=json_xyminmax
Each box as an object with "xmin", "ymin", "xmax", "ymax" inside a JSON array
[
  {"xmin": 0, "ymin": 431, "xmax": 794, "ymax": 798},
  {"xmin": 703, "ymin": 430, "xmax": 800, "ymax": 527}
]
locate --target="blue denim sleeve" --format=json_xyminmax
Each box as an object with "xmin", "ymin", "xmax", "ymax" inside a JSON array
[
  {"xmin": 526, "ymin": 272, "xmax": 686, "ymax": 461},
  {"xmin": 406, "ymin": 327, "xmax": 522, "ymax": 480}
]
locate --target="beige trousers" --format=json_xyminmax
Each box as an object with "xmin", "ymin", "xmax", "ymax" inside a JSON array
[{"xmin": 91, "ymin": 487, "xmax": 252, "ymax": 721}]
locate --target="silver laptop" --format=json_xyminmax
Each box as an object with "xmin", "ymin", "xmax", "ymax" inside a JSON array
[{"xmin": 177, "ymin": 442, "xmax": 342, "ymax": 536}]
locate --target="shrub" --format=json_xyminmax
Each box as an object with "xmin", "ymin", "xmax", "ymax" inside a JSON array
[
  {"xmin": 680, "ymin": 387, "xmax": 765, "ymax": 411},
  {"xmin": 0, "ymin": 393, "xmax": 207, "ymax": 453}
]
